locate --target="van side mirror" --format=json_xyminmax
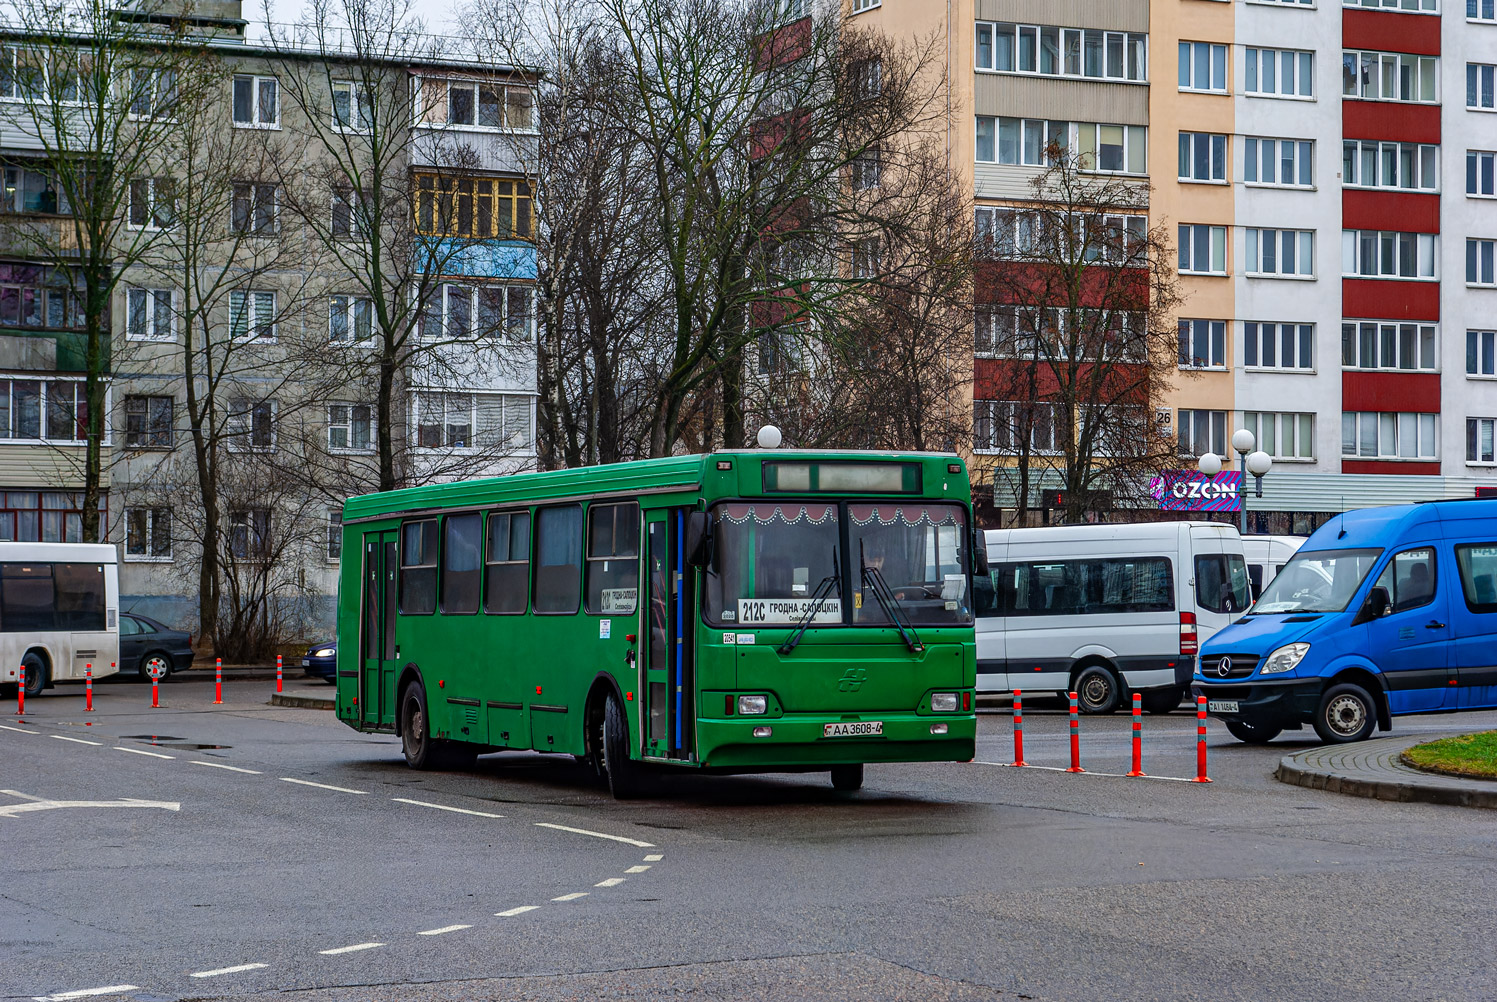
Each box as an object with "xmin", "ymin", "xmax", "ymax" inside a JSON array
[
  {"xmin": 685, "ymin": 511, "xmax": 713, "ymax": 568},
  {"xmin": 973, "ymin": 532, "xmax": 989, "ymax": 577},
  {"xmin": 1354, "ymin": 586, "xmax": 1391, "ymax": 625}
]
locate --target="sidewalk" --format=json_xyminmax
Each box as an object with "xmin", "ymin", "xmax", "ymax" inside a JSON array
[{"xmin": 1276, "ymin": 735, "xmax": 1497, "ymax": 809}]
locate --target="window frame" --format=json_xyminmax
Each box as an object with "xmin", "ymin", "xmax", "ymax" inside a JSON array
[
  {"xmin": 1467, "ymin": 417, "xmax": 1497, "ymax": 464},
  {"xmin": 1242, "ymin": 411, "xmax": 1316, "ymax": 461},
  {"xmin": 976, "ymin": 22, "xmax": 1148, "ymax": 83},
  {"xmin": 1244, "ymin": 322, "xmax": 1315, "ymax": 371},
  {"xmin": 1244, "ymin": 228, "xmax": 1316, "ymax": 279},
  {"xmin": 231, "ymin": 74, "xmax": 280, "ymax": 128},
  {"xmin": 127, "ymin": 177, "xmax": 174, "ymax": 230},
  {"xmin": 230, "ymin": 181, "xmax": 278, "ymax": 236},
  {"xmin": 1343, "ymin": 139, "xmax": 1439, "ymax": 191},
  {"xmin": 1178, "ymin": 223, "xmax": 1228, "ymax": 276},
  {"xmin": 398, "ymin": 518, "xmax": 438, "ymax": 615},
  {"xmin": 125, "ymin": 287, "xmax": 174, "ymax": 342},
  {"xmin": 326, "ymin": 508, "xmax": 342, "ymax": 562},
  {"xmin": 439, "ymin": 512, "xmax": 483, "ymax": 615},
  {"xmin": 1341, "ymin": 229, "xmax": 1439, "ymax": 280},
  {"xmin": 584, "ymin": 501, "xmax": 640, "ymax": 616},
  {"xmin": 226, "ymin": 397, "xmax": 275, "ymax": 453},
  {"xmin": 1178, "ymin": 409, "xmax": 1228, "ymax": 458},
  {"xmin": 1468, "ymin": 329, "xmax": 1497, "ymax": 377},
  {"xmin": 328, "ymin": 293, "xmax": 374, "ymax": 345},
  {"xmin": 228, "ymin": 508, "xmax": 272, "ymax": 562},
  {"xmin": 123, "ymin": 506, "xmax": 172, "ymax": 561},
  {"xmin": 1245, "ymin": 137, "xmax": 1316, "ymax": 188},
  {"xmin": 1341, "ymin": 410, "xmax": 1438, "ymax": 459},
  {"xmin": 229, "ymin": 289, "xmax": 277, "ymax": 342},
  {"xmin": 1468, "ymin": 238, "xmax": 1497, "ymax": 286},
  {"xmin": 1342, "ymin": 319, "xmax": 1438, "ymax": 371},
  {"xmin": 1342, "ymin": 50, "xmax": 1439, "ymax": 103},
  {"xmin": 1178, "ymin": 131, "xmax": 1228, "ymax": 183},
  {"xmin": 1177, "ymin": 40, "xmax": 1228, "ymax": 93},
  {"xmin": 1470, "ymin": 151, "xmax": 1497, "ymax": 198},
  {"xmin": 484, "ymin": 509, "xmax": 532, "ymax": 615},
  {"xmin": 326, "ymin": 401, "xmax": 373, "ymax": 454},
  {"xmin": 123, "ymin": 394, "xmax": 173, "ymax": 449},
  {"xmin": 331, "ymin": 79, "xmax": 373, "ymax": 132},
  {"xmin": 1246, "ymin": 47, "xmax": 1316, "ymax": 99},
  {"xmin": 532, "ymin": 504, "xmax": 583, "ymax": 615},
  {"xmin": 1177, "ymin": 318, "xmax": 1228, "ymax": 370},
  {"xmin": 1469, "ymin": 63, "xmax": 1496, "ymax": 110}
]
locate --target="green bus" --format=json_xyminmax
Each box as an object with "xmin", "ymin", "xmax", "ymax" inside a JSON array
[{"xmin": 333, "ymin": 449, "xmax": 980, "ymax": 797}]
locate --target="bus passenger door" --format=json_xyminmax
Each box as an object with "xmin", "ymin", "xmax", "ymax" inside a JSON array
[
  {"xmin": 640, "ymin": 510, "xmax": 696, "ymax": 760},
  {"xmin": 361, "ymin": 531, "xmax": 399, "ymax": 729}
]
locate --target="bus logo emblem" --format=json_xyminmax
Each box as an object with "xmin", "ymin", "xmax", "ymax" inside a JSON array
[
  {"xmin": 1216, "ymin": 657, "xmax": 1232, "ymax": 677},
  {"xmin": 837, "ymin": 667, "xmax": 868, "ymax": 692}
]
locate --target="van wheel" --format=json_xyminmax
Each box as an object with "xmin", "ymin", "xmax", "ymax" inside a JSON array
[
  {"xmin": 1141, "ymin": 688, "xmax": 1184, "ymax": 715},
  {"xmin": 602, "ymin": 692, "xmax": 650, "ymax": 799},
  {"xmin": 830, "ymin": 763, "xmax": 864, "ymax": 792},
  {"xmin": 1225, "ymin": 720, "xmax": 1281, "ymax": 744},
  {"xmin": 1314, "ymin": 684, "xmax": 1376, "ymax": 744},
  {"xmin": 21, "ymin": 652, "xmax": 46, "ymax": 698},
  {"xmin": 1073, "ymin": 665, "xmax": 1120, "ymax": 714}
]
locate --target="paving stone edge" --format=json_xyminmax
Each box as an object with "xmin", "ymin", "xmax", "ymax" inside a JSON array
[
  {"xmin": 1274, "ymin": 758, "xmax": 1497, "ymax": 809},
  {"xmin": 270, "ymin": 692, "xmax": 336, "ymax": 711}
]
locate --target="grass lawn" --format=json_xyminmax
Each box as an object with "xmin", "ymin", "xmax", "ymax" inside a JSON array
[{"xmin": 1401, "ymin": 731, "xmax": 1497, "ymax": 781}]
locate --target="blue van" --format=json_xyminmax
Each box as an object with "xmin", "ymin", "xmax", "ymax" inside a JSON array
[{"xmin": 1195, "ymin": 499, "xmax": 1497, "ymax": 744}]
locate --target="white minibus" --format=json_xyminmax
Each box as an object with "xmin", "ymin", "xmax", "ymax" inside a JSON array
[
  {"xmin": 1241, "ymin": 534, "xmax": 1305, "ymax": 600},
  {"xmin": 976, "ymin": 522, "xmax": 1248, "ymax": 713},
  {"xmin": 0, "ymin": 542, "xmax": 120, "ymax": 696}
]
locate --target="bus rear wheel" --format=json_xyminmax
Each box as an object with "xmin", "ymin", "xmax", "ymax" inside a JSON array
[
  {"xmin": 830, "ymin": 763, "xmax": 863, "ymax": 792},
  {"xmin": 21, "ymin": 652, "xmax": 46, "ymax": 698},
  {"xmin": 602, "ymin": 692, "xmax": 650, "ymax": 800}
]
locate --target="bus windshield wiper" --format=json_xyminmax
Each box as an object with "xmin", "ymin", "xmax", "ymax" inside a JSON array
[
  {"xmin": 861, "ymin": 540, "xmax": 924, "ymax": 653},
  {"xmin": 777, "ymin": 548, "xmax": 840, "ymax": 656}
]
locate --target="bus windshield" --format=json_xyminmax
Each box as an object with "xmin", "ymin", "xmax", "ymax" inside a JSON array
[
  {"xmin": 704, "ymin": 501, "xmax": 971, "ymax": 628},
  {"xmin": 1252, "ymin": 548, "xmax": 1383, "ymax": 614}
]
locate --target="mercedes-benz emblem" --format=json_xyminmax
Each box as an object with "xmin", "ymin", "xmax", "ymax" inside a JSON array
[{"xmin": 1216, "ymin": 657, "xmax": 1232, "ymax": 678}]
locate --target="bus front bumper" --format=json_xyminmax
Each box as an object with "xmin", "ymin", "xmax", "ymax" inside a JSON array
[{"xmin": 696, "ymin": 713, "xmax": 977, "ymax": 769}]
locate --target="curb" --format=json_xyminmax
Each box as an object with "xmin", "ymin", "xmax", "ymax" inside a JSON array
[
  {"xmin": 270, "ymin": 692, "xmax": 336, "ymax": 711},
  {"xmin": 1275, "ymin": 754, "xmax": 1497, "ymax": 810}
]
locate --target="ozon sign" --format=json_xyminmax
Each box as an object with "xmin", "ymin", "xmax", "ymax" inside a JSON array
[{"xmin": 1150, "ymin": 470, "xmax": 1242, "ymax": 513}]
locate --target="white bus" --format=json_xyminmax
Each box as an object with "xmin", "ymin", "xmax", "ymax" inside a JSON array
[
  {"xmin": 1241, "ymin": 534, "xmax": 1306, "ymax": 600},
  {"xmin": 975, "ymin": 522, "xmax": 1249, "ymax": 714},
  {"xmin": 0, "ymin": 542, "xmax": 120, "ymax": 697}
]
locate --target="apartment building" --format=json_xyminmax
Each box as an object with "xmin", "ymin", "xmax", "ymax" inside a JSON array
[
  {"xmin": 851, "ymin": 0, "xmax": 1497, "ymax": 527},
  {"xmin": 0, "ymin": 0, "xmax": 538, "ymax": 633}
]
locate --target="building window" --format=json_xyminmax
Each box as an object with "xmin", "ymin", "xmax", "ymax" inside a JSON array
[
  {"xmin": 332, "ymin": 80, "xmax": 373, "ymax": 131},
  {"xmin": 127, "ymin": 177, "xmax": 173, "ymax": 230},
  {"xmin": 0, "ymin": 266, "xmax": 79, "ymax": 329},
  {"xmin": 1469, "ymin": 418, "xmax": 1497, "ymax": 464},
  {"xmin": 976, "ymin": 23, "xmax": 1146, "ymax": 81},
  {"xmin": 413, "ymin": 391, "xmax": 532, "ymax": 451},
  {"xmin": 125, "ymin": 507, "xmax": 171, "ymax": 559},
  {"xmin": 1469, "ymin": 238, "xmax": 1497, "ymax": 285},
  {"xmin": 126, "ymin": 288, "xmax": 173, "ymax": 341},
  {"xmin": 1345, "ymin": 140, "xmax": 1438, "ymax": 190},
  {"xmin": 0, "ymin": 165, "xmax": 69, "ymax": 215},
  {"xmin": 229, "ymin": 290, "xmax": 276, "ymax": 341},
  {"xmin": 229, "ymin": 508, "xmax": 271, "ymax": 560},
  {"xmin": 851, "ymin": 58, "xmax": 882, "ymax": 100},
  {"xmin": 329, "ymin": 295, "xmax": 373, "ymax": 343},
  {"xmin": 1472, "ymin": 0, "xmax": 1496, "ymax": 19},
  {"xmin": 127, "ymin": 68, "xmax": 177, "ymax": 118},
  {"xmin": 851, "ymin": 0, "xmax": 879, "ymax": 10},
  {"xmin": 1346, "ymin": 0, "xmax": 1437, "ymax": 10},
  {"xmin": 413, "ymin": 174, "xmax": 532, "ymax": 239},
  {"xmin": 1178, "ymin": 132, "xmax": 1227, "ymax": 182},
  {"xmin": 1178, "ymin": 409, "xmax": 1228, "ymax": 458},
  {"xmin": 1247, "ymin": 48, "xmax": 1314, "ymax": 98},
  {"xmin": 1246, "ymin": 138, "xmax": 1314, "ymax": 187},
  {"xmin": 1470, "ymin": 151, "xmax": 1497, "ymax": 197},
  {"xmin": 231, "ymin": 75, "xmax": 279, "ymax": 127},
  {"xmin": 437, "ymin": 79, "xmax": 533, "ymax": 130},
  {"xmin": 850, "ymin": 148, "xmax": 881, "ymax": 190},
  {"xmin": 0, "ymin": 490, "xmax": 102, "ymax": 541},
  {"xmin": 0, "ymin": 379, "xmax": 89, "ymax": 443},
  {"xmin": 1342, "ymin": 229, "xmax": 1438, "ymax": 279},
  {"xmin": 1343, "ymin": 411, "xmax": 1437, "ymax": 459},
  {"xmin": 421, "ymin": 283, "xmax": 533, "ymax": 340},
  {"xmin": 973, "ymin": 400, "xmax": 1062, "ymax": 454},
  {"xmin": 327, "ymin": 403, "xmax": 372, "ymax": 452},
  {"xmin": 852, "ymin": 237, "xmax": 880, "ymax": 278},
  {"xmin": 124, "ymin": 395, "xmax": 173, "ymax": 448},
  {"xmin": 226, "ymin": 398, "xmax": 274, "ymax": 452},
  {"xmin": 1342, "ymin": 320, "xmax": 1437, "ymax": 370},
  {"xmin": 326, "ymin": 509, "xmax": 342, "ymax": 561},
  {"xmin": 1178, "ymin": 319, "xmax": 1227, "ymax": 369},
  {"xmin": 1470, "ymin": 63, "xmax": 1496, "ymax": 109},
  {"xmin": 331, "ymin": 186, "xmax": 361, "ymax": 238},
  {"xmin": 1344, "ymin": 51, "xmax": 1439, "ymax": 102},
  {"xmin": 231, "ymin": 182, "xmax": 277, "ymax": 235},
  {"xmin": 1243, "ymin": 412, "xmax": 1315, "ymax": 460},
  {"xmin": 1469, "ymin": 329, "xmax": 1497, "ymax": 376},
  {"xmin": 1178, "ymin": 223, "xmax": 1227, "ymax": 275},
  {"xmin": 1178, "ymin": 41, "xmax": 1227, "ymax": 92},
  {"xmin": 1245, "ymin": 228, "xmax": 1314, "ymax": 278},
  {"xmin": 1077, "ymin": 122, "xmax": 1146, "ymax": 174},
  {"xmin": 976, "ymin": 116, "xmax": 1066, "ymax": 166},
  {"xmin": 1244, "ymin": 323, "xmax": 1314, "ymax": 370}
]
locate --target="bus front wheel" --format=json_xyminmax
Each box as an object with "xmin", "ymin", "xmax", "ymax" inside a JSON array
[
  {"xmin": 21, "ymin": 652, "xmax": 46, "ymax": 698},
  {"xmin": 830, "ymin": 763, "xmax": 863, "ymax": 792},
  {"xmin": 602, "ymin": 692, "xmax": 650, "ymax": 800},
  {"xmin": 400, "ymin": 681, "xmax": 461, "ymax": 770}
]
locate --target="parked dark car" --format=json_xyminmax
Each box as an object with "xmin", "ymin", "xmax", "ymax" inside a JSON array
[
  {"xmin": 302, "ymin": 640, "xmax": 336, "ymax": 683},
  {"xmin": 119, "ymin": 613, "xmax": 195, "ymax": 681}
]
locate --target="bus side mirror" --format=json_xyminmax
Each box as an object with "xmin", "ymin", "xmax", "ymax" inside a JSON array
[
  {"xmin": 685, "ymin": 511, "xmax": 713, "ymax": 568},
  {"xmin": 1354, "ymin": 586, "xmax": 1391, "ymax": 625},
  {"xmin": 973, "ymin": 533, "xmax": 989, "ymax": 577}
]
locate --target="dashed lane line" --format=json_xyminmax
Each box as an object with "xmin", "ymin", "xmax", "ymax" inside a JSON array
[
  {"xmin": 392, "ymin": 797, "xmax": 504, "ymax": 818},
  {"xmin": 50, "ymin": 735, "xmax": 102, "ymax": 746},
  {"xmin": 417, "ymin": 924, "xmax": 473, "ymax": 936},
  {"xmin": 552, "ymin": 892, "xmax": 589, "ymax": 902},
  {"xmin": 533, "ymin": 822, "xmax": 654, "ymax": 847},
  {"xmin": 115, "ymin": 747, "xmax": 174, "ymax": 760},
  {"xmin": 0, "ymin": 724, "xmax": 37, "ymax": 734},
  {"xmin": 189, "ymin": 761, "xmax": 261, "ymax": 774},
  {"xmin": 643, "ymin": 854, "xmax": 663, "ymax": 861},
  {"xmin": 189, "ymin": 963, "xmax": 269, "ymax": 979},
  {"xmin": 495, "ymin": 905, "xmax": 540, "ymax": 917},
  {"xmin": 975, "ymin": 761, "xmax": 1201, "ymax": 783},
  {"xmin": 318, "ymin": 942, "xmax": 384, "ymax": 955},
  {"xmin": 594, "ymin": 877, "xmax": 627, "ymax": 888},
  {"xmin": 280, "ymin": 777, "xmax": 368, "ymax": 795},
  {"xmin": 33, "ymin": 987, "xmax": 141, "ymax": 1001},
  {"xmin": 624, "ymin": 865, "xmax": 652, "ymax": 873}
]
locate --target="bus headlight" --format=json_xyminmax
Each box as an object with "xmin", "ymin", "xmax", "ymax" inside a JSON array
[
  {"xmin": 1261, "ymin": 643, "xmax": 1310, "ymax": 674},
  {"xmin": 930, "ymin": 692, "xmax": 958, "ymax": 712},
  {"xmin": 738, "ymin": 695, "xmax": 767, "ymax": 715}
]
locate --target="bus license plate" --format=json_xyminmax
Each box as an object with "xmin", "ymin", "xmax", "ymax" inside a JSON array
[
  {"xmin": 1208, "ymin": 700, "xmax": 1239, "ymax": 713},
  {"xmin": 823, "ymin": 721, "xmax": 882, "ymax": 738}
]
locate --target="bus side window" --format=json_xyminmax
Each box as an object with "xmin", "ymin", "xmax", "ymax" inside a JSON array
[
  {"xmin": 585, "ymin": 502, "xmax": 639, "ymax": 615},
  {"xmin": 484, "ymin": 511, "xmax": 530, "ymax": 614},
  {"xmin": 441, "ymin": 514, "xmax": 482, "ymax": 614},
  {"xmin": 534, "ymin": 505, "xmax": 582, "ymax": 614},
  {"xmin": 399, "ymin": 520, "xmax": 438, "ymax": 615}
]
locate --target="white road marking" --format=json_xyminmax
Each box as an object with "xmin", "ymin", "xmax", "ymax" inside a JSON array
[
  {"xmin": 115, "ymin": 747, "xmax": 173, "ymax": 760},
  {"xmin": 551, "ymin": 892, "xmax": 589, "ymax": 902},
  {"xmin": 643, "ymin": 854, "xmax": 663, "ymax": 861},
  {"xmin": 495, "ymin": 905, "xmax": 540, "ymax": 917},
  {"xmin": 594, "ymin": 877, "xmax": 626, "ymax": 888},
  {"xmin": 318, "ymin": 942, "xmax": 384, "ymax": 955},
  {"xmin": 0, "ymin": 790, "xmax": 179, "ymax": 819},
  {"xmin": 624, "ymin": 865, "xmax": 651, "ymax": 873},
  {"xmin": 190, "ymin": 761, "xmax": 261, "ymax": 774},
  {"xmin": 392, "ymin": 798, "xmax": 503, "ymax": 818},
  {"xmin": 0, "ymin": 724, "xmax": 37, "ymax": 734},
  {"xmin": 975, "ymin": 762, "xmax": 1203, "ymax": 783},
  {"xmin": 189, "ymin": 963, "xmax": 268, "ymax": 978},
  {"xmin": 533, "ymin": 822, "xmax": 655, "ymax": 847},
  {"xmin": 281, "ymin": 777, "xmax": 368, "ymax": 795},
  {"xmin": 50, "ymin": 735, "xmax": 102, "ymax": 746},
  {"xmin": 33, "ymin": 987, "xmax": 141, "ymax": 1001},
  {"xmin": 1, "ymin": 790, "xmax": 47, "ymax": 801},
  {"xmin": 417, "ymin": 924, "xmax": 473, "ymax": 936}
]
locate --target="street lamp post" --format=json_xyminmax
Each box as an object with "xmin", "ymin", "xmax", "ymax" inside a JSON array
[{"xmin": 1198, "ymin": 430, "xmax": 1273, "ymax": 534}]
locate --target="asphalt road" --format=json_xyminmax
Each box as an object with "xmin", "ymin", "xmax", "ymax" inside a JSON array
[{"xmin": 3, "ymin": 677, "xmax": 1496, "ymax": 1002}]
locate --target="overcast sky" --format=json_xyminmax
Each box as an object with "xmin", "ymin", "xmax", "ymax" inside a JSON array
[{"xmin": 263, "ymin": 0, "xmax": 465, "ymax": 35}]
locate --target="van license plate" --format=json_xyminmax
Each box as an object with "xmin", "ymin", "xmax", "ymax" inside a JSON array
[
  {"xmin": 1208, "ymin": 700, "xmax": 1239, "ymax": 713},
  {"xmin": 823, "ymin": 721, "xmax": 882, "ymax": 738}
]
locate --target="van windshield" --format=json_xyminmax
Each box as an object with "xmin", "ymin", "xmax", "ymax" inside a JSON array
[{"xmin": 1252, "ymin": 548, "xmax": 1383, "ymax": 614}]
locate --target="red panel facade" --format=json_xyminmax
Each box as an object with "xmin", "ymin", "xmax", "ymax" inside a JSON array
[
  {"xmin": 1341, "ymin": 279, "xmax": 1440, "ymax": 321},
  {"xmin": 1341, "ymin": 190, "xmax": 1440, "ymax": 233},
  {"xmin": 1341, "ymin": 9, "xmax": 1442, "ymax": 54},
  {"xmin": 1342, "ymin": 460, "xmax": 1442, "ymax": 475},
  {"xmin": 1342, "ymin": 101, "xmax": 1440, "ymax": 145},
  {"xmin": 1341, "ymin": 370, "xmax": 1441, "ymax": 411}
]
